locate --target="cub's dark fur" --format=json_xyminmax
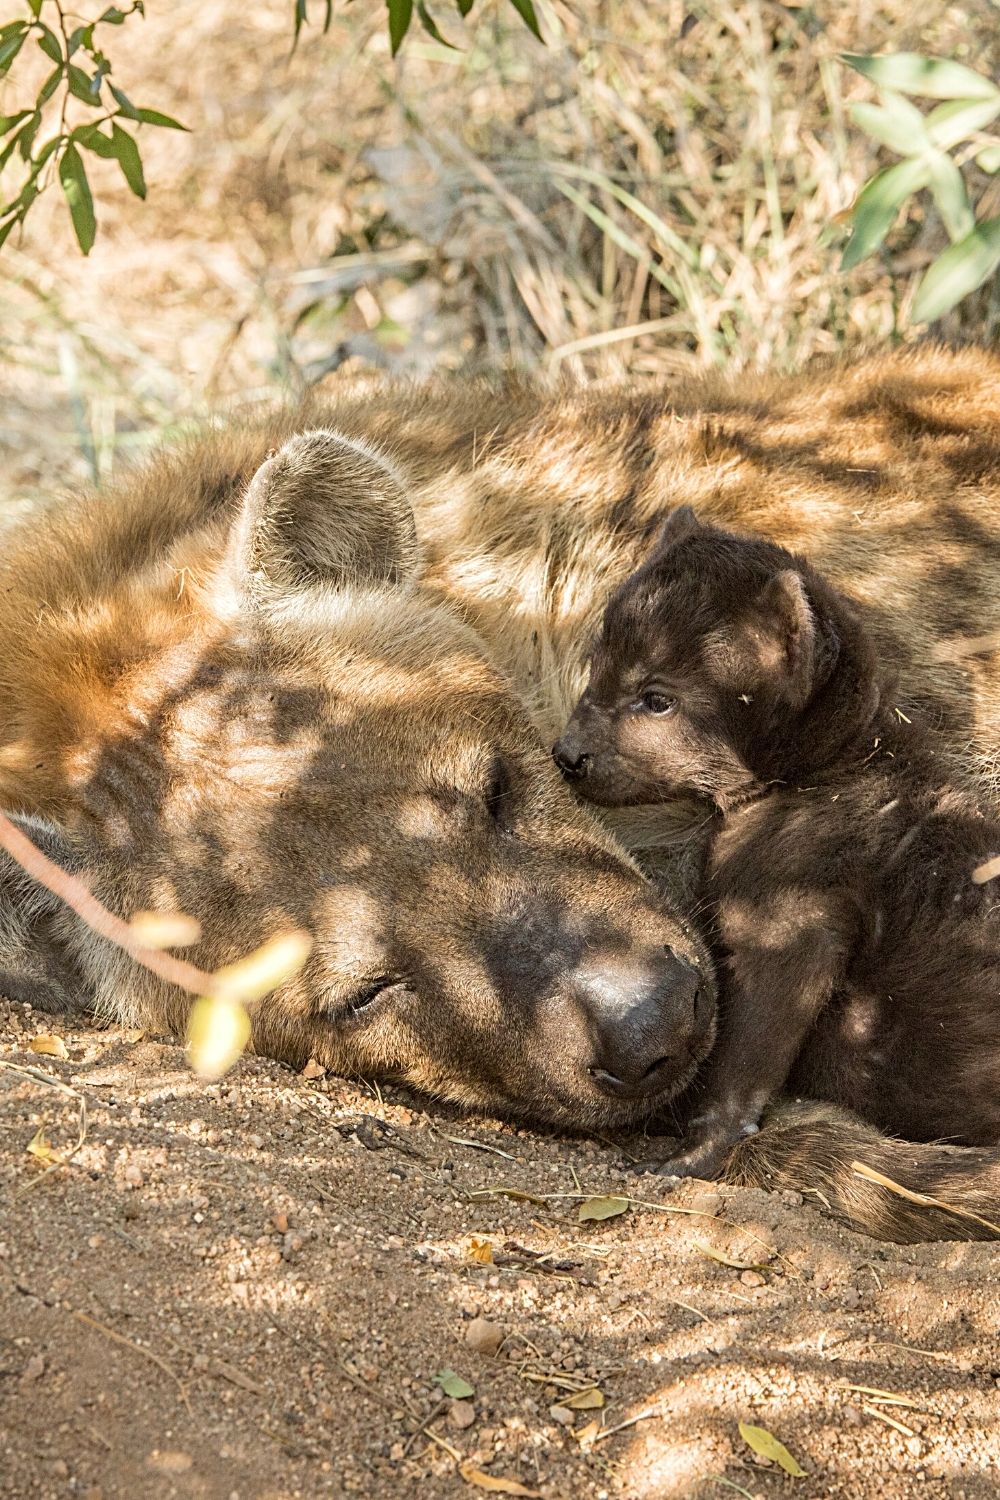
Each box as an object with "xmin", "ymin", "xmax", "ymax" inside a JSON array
[{"xmin": 555, "ymin": 508, "xmax": 1000, "ymax": 1233}]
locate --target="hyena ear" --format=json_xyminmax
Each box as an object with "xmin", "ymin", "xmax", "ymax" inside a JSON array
[
  {"xmin": 0, "ymin": 813, "xmax": 89, "ymax": 1015},
  {"xmin": 226, "ymin": 429, "xmax": 420, "ymax": 601},
  {"xmin": 753, "ymin": 569, "xmax": 817, "ymax": 706},
  {"xmin": 654, "ymin": 504, "xmax": 701, "ymax": 553}
]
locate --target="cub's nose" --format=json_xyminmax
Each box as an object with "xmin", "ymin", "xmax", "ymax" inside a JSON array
[
  {"xmin": 553, "ymin": 732, "xmax": 592, "ymax": 780},
  {"xmin": 577, "ymin": 946, "xmax": 704, "ymax": 1101}
]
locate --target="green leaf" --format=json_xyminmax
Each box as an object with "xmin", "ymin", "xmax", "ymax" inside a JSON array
[
  {"xmin": 387, "ymin": 0, "xmax": 414, "ymax": 54},
  {"xmin": 848, "ymin": 95, "xmax": 928, "ymax": 155},
  {"xmin": 925, "ymin": 95, "xmax": 1000, "ymax": 150},
  {"xmin": 35, "ymin": 25, "xmax": 62, "ymax": 65},
  {"xmin": 132, "ymin": 106, "xmax": 187, "ymax": 130},
  {"xmin": 67, "ymin": 23, "xmax": 95, "ymax": 56},
  {"xmin": 911, "ymin": 216, "xmax": 1000, "ymax": 322},
  {"xmin": 18, "ymin": 109, "xmax": 40, "ymax": 161},
  {"xmin": 110, "ymin": 121, "xmax": 146, "ymax": 197},
  {"xmin": 416, "ymin": 2, "xmax": 457, "ymax": 47},
  {"xmin": 27, "ymin": 0, "xmax": 43, "ymax": 16},
  {"xmin": 506, "ymin": 0, "xmax": 542, "ymax": 39},
  {"xmin": 58, "ymin": 142, "xmax": 96, "ymax": 255},
  {"xmin": 976, "ymin": 144, "xmax": 1000, "ymax": 173},
  {"xmin": 840, "ymin": 156, "xmax": 931, "ymax": 270},
  {"xmin": 38, "ymin": 65, "xmax": 63, "ymax": 104},
  {"xmin": 0, "ymin": 27, "xmax": 27, "ymax": 74},
  {"xmin": 0, "ymin": 213, "xmax": 22, "ymax": 252},
  {"xmin": 67, "ymin": 63, "xmax": 104, "ymax": 106},
  {"xmin": 841, "ymin": 52, "xmax": 999, "ymax": 102},
  {"xmin": 577, "ymin": 1195, "xmax": 629, "ymax": 1222},
  {"xmin": 739, "ymin": 1422, "xmax": 807, "ymax": 1478},
  {"xmin": 456, "ymin": 0, "xmax": 475, "ymax": 14},
  {"xmin": 109, "ymin": 82, "xmax": 137, "ymax": 118},
  {"xmin": 0, "ymin": 109, "xmax": 31, "ymax": 137},
  {"xmin": 99, "ymin": 6, "xmax": 128, "ymax": 22},
  {"xmin": 926, "ymin": 150, "xmax": 974, "ymax": 241},
  {"xmin": 437, "ymin": 1368, "xmax": 475, "ymax": 1399}
]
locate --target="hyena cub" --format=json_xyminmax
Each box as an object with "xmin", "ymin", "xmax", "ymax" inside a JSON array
[{"xmin": 554, "ymin": 506, "xmax": 1000, "ymax": 1180}]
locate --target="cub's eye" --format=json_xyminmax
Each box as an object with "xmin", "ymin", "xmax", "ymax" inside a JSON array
[
  {"xmin": 637, "ymin": 689, "xmax": 677, "ymax": 715},
  {"xmin": 343, "ymin": 976, "xmax": 402, "ymax": 1017}
]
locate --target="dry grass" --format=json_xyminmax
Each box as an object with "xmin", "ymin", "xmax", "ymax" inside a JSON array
[{"xmin": 1, "ymin": 0, "xmax": 997, "ymax": 510}]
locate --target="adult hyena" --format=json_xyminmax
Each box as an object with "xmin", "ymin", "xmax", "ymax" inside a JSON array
[{"xmin": 2, "ymin": 344, "xmax": 999, "ymax": 1240}]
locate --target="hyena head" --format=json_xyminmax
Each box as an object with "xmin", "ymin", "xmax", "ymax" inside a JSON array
[{"xmin": 1, "ymin": 433, "xmax": 716, "ymax": 1130}]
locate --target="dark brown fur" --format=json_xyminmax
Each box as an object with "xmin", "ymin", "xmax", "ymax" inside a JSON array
[{"xmin": 555, "ymin": 512, "xmax": 1000, "ymax": 1236}]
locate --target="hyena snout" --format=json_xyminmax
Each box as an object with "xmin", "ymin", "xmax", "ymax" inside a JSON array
[{"xmin": 575, "ymin": 946, "xmax": 706, "ymax": 1101}]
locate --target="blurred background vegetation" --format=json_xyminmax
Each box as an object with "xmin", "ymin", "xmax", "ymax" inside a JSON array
[{"xmin": 1, "ymin": 0, "xmax": 998, "ymax": 516}]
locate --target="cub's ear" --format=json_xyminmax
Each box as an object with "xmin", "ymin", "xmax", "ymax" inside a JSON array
[
  {"xmin": 226, "ymin": 429, "xmax": 420, "ymax": 602},
  {"xmin": 0, "ymin": 813, "xmax": 89, "ymax": 1015},
  {"xmin": 753, "ymin": 569, "xmax": 817, "ymax": 706},
  {"xmin": 654, "ymin": 505, "xmax": 701, "ymax": 552}
]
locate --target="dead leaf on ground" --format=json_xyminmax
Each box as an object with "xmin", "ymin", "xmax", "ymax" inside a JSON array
[
  {"xmin": 26, "ymin": 1127, "xmax": 64, "ymax": 1166},
  {"xmin": 438, "ymin": 1368, "xmax": 476, "ymax": 1399},
  {"xmin": 458, "ymin": 1464, "xmax": 540, "ymax": 1496},
  {"xmin": 301, "ymin": 1057, "xmax": 326, "ymax": 1080},
  {"xmin": 694, "ymin": 1241, "xmax": 769, "ymax": 1271},
  {"xmin": 738, "ymin": 1421, "xmax": 807, "ymax": 1477},
  {"xmin": 577, "ymin": 1195, "xmax": 629, "ymax": 1223},
  {"xmin": 28, "ymin": 1034, "xmax": 68, "ymax": 1060},
  {"xmin": 557, "ymin": 1386, "xmax": 605, "ymax": 1410},
  {"xmin": 467, "ymin": 1236, "xmax": 494, "ymax": 1264}
]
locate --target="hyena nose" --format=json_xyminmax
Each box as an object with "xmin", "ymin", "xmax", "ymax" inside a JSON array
[
  {"xmin": 579, "ymin": 948, "xmax": 703, "ymax": 1101},
  {"xmin": 552, "ymin": 737, "xmax": 592, "ymax": 779}
]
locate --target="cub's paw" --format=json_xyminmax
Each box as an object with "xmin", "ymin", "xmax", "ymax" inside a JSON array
[{"xmin": 645, "ymin": 1114, "xmax": 759, "ymax": 1182}]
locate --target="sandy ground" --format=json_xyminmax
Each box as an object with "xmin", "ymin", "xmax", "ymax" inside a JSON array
[{"xmin": 2, "ymin": 1001, "xmax": 998, "ymax": 1500}]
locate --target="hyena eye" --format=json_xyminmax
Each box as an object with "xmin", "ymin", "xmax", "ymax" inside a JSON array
[
  {"xmin": 638, "ymin": 689, "xmax": 677, "ymax": 715},
  {"xmin": 342, "ymin": 976, "xmax": 403, "ymax": 1017}
]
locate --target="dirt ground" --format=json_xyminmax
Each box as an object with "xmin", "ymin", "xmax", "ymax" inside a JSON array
[{"xmin": 2, "ymin": 1002, "xmax": 998, "ymax": 1500}]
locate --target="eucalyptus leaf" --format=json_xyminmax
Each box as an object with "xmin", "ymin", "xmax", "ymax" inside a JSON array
[
  {"xmin": 437, "ymin": 1368, "xmax": 475, "ymax": 1399},
  {"xmin": 841, "ymin": 156, "xmax": 931, "ymax": 270},
  {"xmin": 58, "ymin": 143, "xmax": 97, "ymax": 255},
  {"xmin": 926, "ymin": 150, "xmax": 974, "ymax": 241},
  {"xmin": 976, "ymin": 144, "xmax": 1000, "ymax": 173},
  {"xmin": 506, "ymin": 0, "xmax": 542, "ymax": 39},
  {"xmin": 912, "ymin": 217, "xmax": 1000, "ymax": 322},
  {"xmin": 387, "ymin": 0, "xmax": 414, "ymax": 55},
  {"xmin": 842, "ymin": 52, "xmax": 999, "ymax": 101},
  {"xmin": 848, "ymin": 94, "xmax": 928, "ymax": 155},
  {"xmin": 925, "ymin": 95, "xmax": 1000, "ymax": 149}
]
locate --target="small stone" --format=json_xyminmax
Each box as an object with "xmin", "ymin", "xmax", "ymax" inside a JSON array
[
  {"xmin": 448, "ymin": 1399, "xmax": 476, "ymax": 1430},
  {"xmin": 780, "ymin": 1189, "xmax": 804, "ymax": 1207},
  {"xmin": 751, "ymin": 1451, "xmax": 774, "ymax": 1468},
  {"xmin": 689, "ymin": 1189, "xmax": 723, "ymax": 1217},
  {"xmin": 842, "ymin": 1286, "xmax": 862, "ymax": 1310},
  {"xmin": 844, "ymin": 1406, "xmax": 863, "ymax": 1427},
  {"xmin": 146, "ymin": 1450, "xmax": 193, "ymax": 1474},
  {"xmin": 123, "ymin": 1163, "xmax": 143, "ymax": 1189},
  {"xmin": 740, "ymin": 1270, "xmax": 765, "ymax": 1288},
  {"xmin": 301, "ymin": 1057, "xmax": 326, "ymax": 1080},
  {"xmin": 549, "ymin": 1404, "xmax": 574, "ymax": 1427},
  {"xmin": 21, "ymin": 1354, "xmax": 45, "ymax": 1382},
  {"xmin": 271, "ymin": 1211, "xmax": 289, "ymax": 1234},
  {"xmin": 465, "ymin": 1317, "xmax": 504, "ymax": 1357},
  {"xmin": 907, "ymin": 1437, "xmax": 923, "ymax": 1457}
]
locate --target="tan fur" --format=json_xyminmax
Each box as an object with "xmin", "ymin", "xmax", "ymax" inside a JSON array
[{"xmin": 3, "ymin": 345, "xmax": 1000, "ymax": 1240}]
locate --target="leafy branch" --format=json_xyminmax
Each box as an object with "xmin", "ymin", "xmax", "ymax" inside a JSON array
[
  {"xmin": 293, "ymin": 0, "xmax": 542, "ymax": 56},
  {"xmin": 0, "ymin": 0, "xmax": 185, "ymax": 253},
  {"xmin": 840, "ymin": 52, "xmax": 1000, "ymax": 322}
]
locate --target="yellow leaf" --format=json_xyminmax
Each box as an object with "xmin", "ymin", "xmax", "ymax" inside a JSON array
[
  {"xmin": 458, "ymin": 1464, "xmax": 540, "ymax": 1496},
  {"xmin": 467, "ymin": 1236, "xmax": 494, "ymax": 1264},
  {"xmin": 574, "ymin": 1419, "xmax": 601, "ymax": 1445},
  {"xmin": 213, "ymin": 930, "xmax": 312, "ymax": 1004},
  {"xmin": 130, "ymin": 910, "xmax": 202, "ymax": 949},
  {"xmin": 739, "ymin": 1421, "xmax": 807, "ymax": 1477},
  {"xmin": 559, "ymin": 1386, "xmax": 605, "ymax": 1410},
  {"xmin": 29, "ymin": 1034, "xmax": 68, "ymax": 1060},
  {"xmin": 186, "ymin": 994, "xmax": 251, "ymax": 1081},
  {"xmin": 694, "ymin": 1240, "xmax": 768, "ymax": 1270},
  {"xmin": 577, "ymin": 1195, "xmax": 629, "ymax": 1222},
  {"xmin": 26, "ymin": 1127, "xmax": 63, "ymax": 1166}
]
